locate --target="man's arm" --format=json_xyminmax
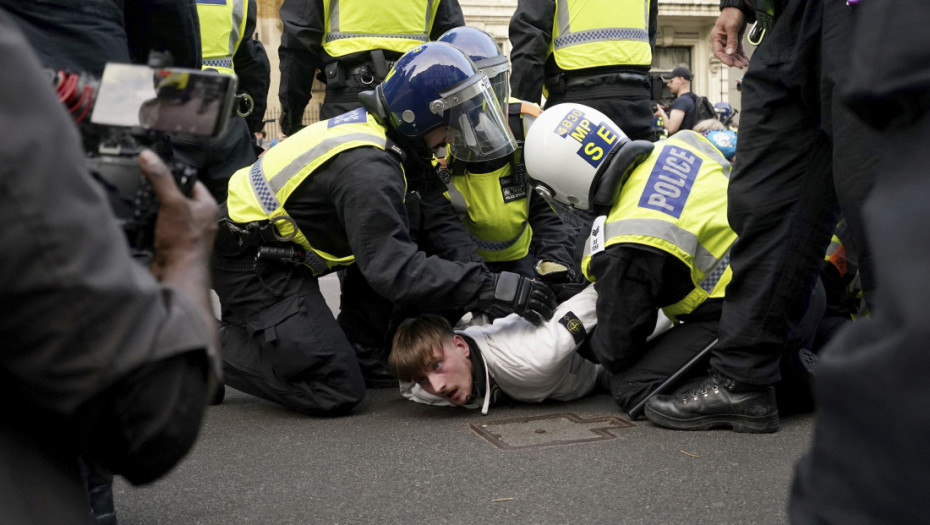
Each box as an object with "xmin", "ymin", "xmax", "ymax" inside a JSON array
[
  {"xmin": 234, "ymin": 2, "xmax": 271, "ymax": 133},
  {"xmin": 278, "ymin": 0, "xmax": 325, "ymax": 135},
  {"xmin": 509, "ymin": 0, "xmax": 555, "ymax": 104}
]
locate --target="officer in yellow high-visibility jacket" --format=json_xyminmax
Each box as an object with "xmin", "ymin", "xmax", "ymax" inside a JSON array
[
  {"xmin": 525, "ymin": 103, "xmax": 822, "ymax": 426},
  {"xmin": 211, "ymin": 43, "xmax": 557, "ymax": 416},
  {"xmin": 278, "ymin": 0, "xmax": 465, "ymax": 134},
  {"xmin": 171, "ymin": 0, "xmax": 265, "ymax": 202},
  {"xmin": 438, "ymin": 27, "xmax": 575, "ymax": 281},
  {"xmin": 509, "ymin": 0, "xmax": 658, "ymax": 142}
]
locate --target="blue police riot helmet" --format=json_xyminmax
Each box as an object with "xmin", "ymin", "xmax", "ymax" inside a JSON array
[
  {"xmin": 376, "ymin": 42, "xmax": 517, "ymax": 161},
  {"xmin": 437, "ymin": 27, "xmax": 510, "ymax": 108},
  {"xmin": 714, "ymin": 102, "xmax": 736, "ymax": 126}
]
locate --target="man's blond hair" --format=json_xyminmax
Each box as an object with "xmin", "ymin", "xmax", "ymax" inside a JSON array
[{"xmin": 389, "ymin": 315, "xmax": 455, "ymax": 383}]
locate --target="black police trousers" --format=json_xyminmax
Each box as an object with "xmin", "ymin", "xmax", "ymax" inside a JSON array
[
  {"xmin": 710, "ymin": 0, "xmax": 878, "ymax": 385},
  {"xmin": 212, "ymin": 253, "xmax": 366, "ymax": 416}
]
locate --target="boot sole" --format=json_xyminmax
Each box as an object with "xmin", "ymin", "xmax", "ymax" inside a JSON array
[{"xmin": 643, "ymin": 406, "xmax": 779, "ymax": 434}]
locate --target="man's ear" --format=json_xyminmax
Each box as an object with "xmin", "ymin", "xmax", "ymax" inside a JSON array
[{"xmin": 452, "ymin": 334, "xmax": 470, "ymax": 357}]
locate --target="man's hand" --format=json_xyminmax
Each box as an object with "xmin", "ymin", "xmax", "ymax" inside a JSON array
[
  {"xmin": 654, "ymin": 104, "xmax": 669, "ymax": 120},
  {"xmin": 712, "ymin": 8, "xmax": 750, "ymax": 68},
  {"xmin": 139, "ymin": 150, "xmax": 218, "ymax": 282},
  {"xmin": 279, "ymin": 109, "xmax": 304, "ymax": 137},
  {"xmin": 479, "ymin": 272, "xmax": 558, "ymax": 325}
]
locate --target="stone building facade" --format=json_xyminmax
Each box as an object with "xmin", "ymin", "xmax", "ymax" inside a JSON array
[{"xmin": 252, "ymin": 0, "xmax": 743, "ymax": 133}]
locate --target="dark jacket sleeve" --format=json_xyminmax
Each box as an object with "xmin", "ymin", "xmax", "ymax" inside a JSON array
[
  {"xmin": 586, "ymin": 245, "xmax": 693, "ymax": 373},
  {"xmin": 0, "ymin": 12, "xmax": 212, "ymax": 483},
  {"xmin": 429, "ymin": 0, "xmax": 465, "ymax": 39},
  {"xmin": 649, "ymin": 0, "xmax": 658, "ymax": 50},
  {"xmin": 124, "ymin": 0, "xmax": 202, "ymax": 68},
  {"xmin": 527, "ymin": 191, "xmax": 573, "ymax": 268},
  {"xmin": 323, "ymin": 149, "xmax": 493, "ymax": 310},
  {"xmin": 234, "ymin": 2, "xmax": 270, "ymax": 133},
  {"xmin": 278, "ymin": 0, "xmax": 325, "ymax": 121},
  {"xmin": 509, "ymin": 0, "xmax": 555, "ymax": 104}
]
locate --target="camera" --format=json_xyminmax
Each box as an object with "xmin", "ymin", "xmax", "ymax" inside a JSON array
[{"xmin": 53, "ymin": 63, "xmax": 237, "ymax": 258}]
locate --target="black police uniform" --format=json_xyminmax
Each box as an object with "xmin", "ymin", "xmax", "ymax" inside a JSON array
[
  {"xmin": 212, "ymin": 144, "xmax": 496, "ymax": 416},
  {"xmin": 278, "ymin": 0, "xmax": 465, "ymax": 126},
  {"xmin": 709, "ymin": 0, "xmax": 879, "ymax": 387},
  {"xmin": 790, "ymin": 0, "xmax": 930, "ymax": 521},
  {"xmin": 509, "ymin": 0, "xmax": 659, "ymax": 142},
  {"xmin": 0, "ymin": 13, "xmax": 214, "ymax": 523}
]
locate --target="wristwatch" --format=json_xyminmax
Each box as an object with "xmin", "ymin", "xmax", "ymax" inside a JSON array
[{"xmin": 720, "ymin": 0, "xmax": 756, "ymax": 23}]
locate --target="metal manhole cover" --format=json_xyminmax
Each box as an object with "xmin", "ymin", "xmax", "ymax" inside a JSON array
[{"xmin": 469, "ymin": 413, "xmax": 634, "ymax": 450}]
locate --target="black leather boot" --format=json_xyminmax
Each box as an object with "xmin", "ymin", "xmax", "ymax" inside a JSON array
[
  {"xmin": 353, "ymin": 343, "xmax": 397, "ymax": 389},
  {"xmin": 644, "ymin": 370, "xmax": 779, "ymax": 433}
]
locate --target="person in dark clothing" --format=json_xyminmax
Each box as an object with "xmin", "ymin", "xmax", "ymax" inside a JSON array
[
  {"xmin": 277, "ymin": 0, "xmax": 465, "ymax": 132},
  {"xmin": 654, "ymin": 65, "xmax": 696, "ymax": 135},
  {"xmin": 170, "ymin": 0, "xmax": 262, "ymax": 202},
  {"xmin": 0, "ymin": 0, "xmax": 202, "ymax": 75},
  {"xmin": 236, "ymin": 37, "xmax": 272, "ymax": 151},
  {"xmin": 276, "ymin": 1, "xmax": 472, "ymax": 387},
  {"xmin": 0, "ymin": 12, "xmax": 220, "ymax": 524},
  {"xmin": 643, "ymin": 0, "xmax": 879, "ymax": 433},
  {"xmin": 212, "ymin": 43, "xmax": 557, "ymax": 416},
  {"xmin": 790, "ymin": 1, "xmax": 930, "ymax": 521}
]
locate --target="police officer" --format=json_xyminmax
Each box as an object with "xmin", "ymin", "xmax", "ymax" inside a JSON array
[
  {"xmin": 524, "ymin": 103, "xmax": 743, "ymax": 418},
  {"xmin": 171, "ymin": 0, "xmax": 261, "ymax": 202},
  {"xmin": 509, "ymin": 0, "xmax": 658, "ymax": 142},
  {"xmin": 437, "ymin": 27, "xmax": 575, "ymax": 281},
  {"xmin": 211, "ymin": 42, "xmax": 558, "ymax": 416},
  {"xmin": 278, "ymin": 0, "xmax": 465, "ymax": 132}
]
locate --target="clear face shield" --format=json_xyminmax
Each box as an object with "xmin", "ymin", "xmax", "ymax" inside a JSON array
[
  {"xmin": 430, "ymin": 74, "xmax": 517, "ymax": 162},
  {"xmin": 475, "ymin": 55, "xmax": 510, "ymax": 111}
]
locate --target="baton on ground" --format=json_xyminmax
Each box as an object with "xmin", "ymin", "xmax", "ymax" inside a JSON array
[{"xmin": 627, "ymin": 337, "xmax": 718, "ymax": 420}]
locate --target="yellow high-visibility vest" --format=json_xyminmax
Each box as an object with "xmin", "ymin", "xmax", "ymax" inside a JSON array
[
  {"xmin": 196, "ymin": 0, "xmax": 248, "ymax": 75},
  {"xmin": 226, "ymin": 108, "xmax": 403, "ymax": 275},
  {"xmin": 322, "ymin": 0, "xmax": 441, "ymax": 57},
  {"xmin": 549, "ymin": 0, "xmax": 652, "ymax": 71},
  {"xmin": 582, "ymin": 131, "xmax": 735, "ymax": 320}
]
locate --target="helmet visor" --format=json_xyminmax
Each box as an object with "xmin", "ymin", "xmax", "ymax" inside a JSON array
[
  {"xmin": 433, "ymin": 74, "xmax": 516, "ymax": 162},
  {"xmin": 476, "ymin": 56, "xmax": 510, "ymax": 111}
]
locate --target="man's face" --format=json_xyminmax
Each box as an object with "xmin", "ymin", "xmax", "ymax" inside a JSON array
[
  {"xmin": 418, "ymin": 335, "xmax": 473, "ymax": 405},
  {"xmin": 424, "ymin": 125, "xmax": 450, "ymax": 155},
  {"xmin": 666, "ymin": 76, "xmax": 683, "ymax": 96}
]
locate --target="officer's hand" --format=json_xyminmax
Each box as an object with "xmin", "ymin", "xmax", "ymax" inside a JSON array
[
  {"xmin": 139, "ymin": 150, "xmax": 218, "ymax": 280},
  {"xmin": 479, "ymin": 272, "xmax": 558, "ymax": 325},
  {"xmin": 712, "ymin": 8, "xmax": 750, "ymax": 68},
  {"xmin": 279, "ymin": 110, "xmax": 305, "ymax": 137}
]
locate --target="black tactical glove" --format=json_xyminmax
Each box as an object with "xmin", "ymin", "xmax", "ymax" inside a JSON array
[
  {"xmin": 279, "ymin": 109, "xmax": 305, "ymax": 137},
  {"xmin": 479, "ymin": 272, "xmax": 558, "ymax": 325}
]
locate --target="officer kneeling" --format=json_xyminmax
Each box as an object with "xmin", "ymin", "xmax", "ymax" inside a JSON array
[
  {"xmin": 525, "ymin": 103, "xmax": 770, "ymax": 428},
  {"xmin": 212, "ymin": 42, "xmax": 557, "ymax": 416}
]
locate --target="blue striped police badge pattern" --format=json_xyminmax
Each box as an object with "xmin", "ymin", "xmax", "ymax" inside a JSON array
[
  {"xmin": 638, "ymin": 145, "xmax": 701, "ymax": 219},
  {"xmin": 555, "ymin": 107, "xmax": 621, "ymax": 169}
]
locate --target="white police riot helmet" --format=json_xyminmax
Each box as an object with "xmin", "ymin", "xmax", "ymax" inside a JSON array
[{"xmin": 524, "ymin": 103, "xmax": 629, "ymax": 211}]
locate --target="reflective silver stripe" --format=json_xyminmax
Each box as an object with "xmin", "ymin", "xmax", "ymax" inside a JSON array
[
  {"xmin": 583, "ymin": 218, "xmax": 722, "ymax": 274},
  {"xmin": 446, "ymin": 182, "xmax": 469, "ymax": 221},
  {"xmin": 555, "ymin": 1, "xmax": 648, "ymax": 49},
  {"xmin": 327, "ymin": 0, "xmax": 430, "ymax": 43},
  {"xmin": 203, "ymin": 56, "xmax": 233, "ymax": 69},
  {"xmin": 269, "ymin": 133, "xmax": 387, "ymax": 194},
  {"xmin": 229, "ymin": 0, "xmax": 246, "ymax": 56},
  {"xmin": 472, "ymin": 223, "xmax": 529, "ymax": 252},
  {"xmin": 826, "ymin": 239, "xmax": 842, "ymax": 258},
  {"xmin": 249, "ymin": 157, "xmax": 280, "ymax": 215},
  {"xmin": 672, "ymin": 132, "xmax": 732, "ymax": 177}
]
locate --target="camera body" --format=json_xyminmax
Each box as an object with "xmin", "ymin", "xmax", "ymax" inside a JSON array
[{"xmin": 55, "ymin": 63, "xmax": 237, "ymax": 257}]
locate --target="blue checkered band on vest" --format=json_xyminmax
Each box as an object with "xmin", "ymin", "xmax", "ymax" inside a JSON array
[
  {"xmin": 249, "ymin": 159, "xmax": 280, "ymax": 215},
  {"xmin": 325, "ymin": 32, "xmax": 428, "ymax": 43},
  {"xmin": 698, "ymin": 253, "xmax": 730, "ymax": 293},
  {"xmin": 554, "ymin": 28, "xmax": 649, "ymax": 49},
  {"xmin": 471, "ymin": 224, "xmax": 528, "ymax": 252},
  {"xmin": 204, "ymin": 57, "xmax": 233, "ymax": 69}
]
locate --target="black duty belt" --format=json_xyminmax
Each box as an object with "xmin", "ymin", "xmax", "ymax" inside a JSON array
[{"xmin": 546, "ymin": 71, "xmax": 651, "ymax": 93}]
